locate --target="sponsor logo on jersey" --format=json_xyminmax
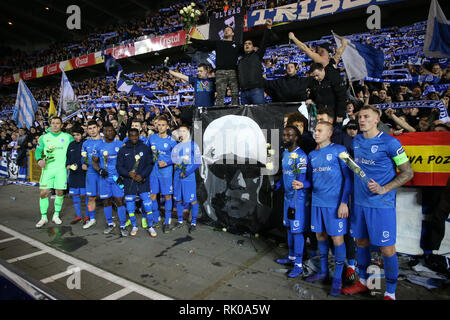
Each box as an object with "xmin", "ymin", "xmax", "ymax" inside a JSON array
[
  {"xmin": 355, "ymin": 157, "xmax": 376, "ymax": 165},
  {"xmin": 313, "ymin": 166, "xmax": 331, "ymax": 173}
]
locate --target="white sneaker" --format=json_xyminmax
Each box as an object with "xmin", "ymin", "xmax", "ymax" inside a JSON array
[
  {"xmin": 35, "ymin": 217, "xmax": 48, "ymax": 228},
  {"xmin": 52, "ymin": 216, "xmax": 62, "ymax": 225},
  {"xmin": 130, "ymin": 226, "xmax": 138, "ymax": 236},
  {"xmin": 148, "ymin": 227, "xmax": 157, "ymax": 238},
  {"xmin": 83, "ymin": 219, "xmax": 96, "ymax": 229}
]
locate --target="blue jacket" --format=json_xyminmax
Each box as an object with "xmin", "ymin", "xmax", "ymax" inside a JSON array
[
  {"xmin": 116, "ymin": 140, "xmax": 153, "ymax": 194},
  {"xmin": 66, "ymin": 140, "xmax": 86, "ymax": 188}
]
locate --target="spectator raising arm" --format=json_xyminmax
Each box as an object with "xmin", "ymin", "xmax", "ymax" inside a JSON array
[
  {"xmin": 288, "ymin": 32, "xmax": 329, "ymax": 67},
  {"xmin": 168, "ymin": 70, "xmax": 189, "ymax": 82},
  {"xmin": 385, "ymin": 108, "xmax": 416, "ymax": 133}
]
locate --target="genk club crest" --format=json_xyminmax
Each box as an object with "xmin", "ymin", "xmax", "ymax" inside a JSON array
[
  {"xmin": 326, "ymin": 154, "xmax": 332, "ymax": 161},
  {"xmin": 371, "ymin": 145, "xmax": 378, "ymax": 153}
]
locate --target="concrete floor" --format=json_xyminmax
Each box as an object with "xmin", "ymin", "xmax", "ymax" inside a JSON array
[{"xmin": 0, "ymin": 184, "xmax": 448, "ymax": 300}]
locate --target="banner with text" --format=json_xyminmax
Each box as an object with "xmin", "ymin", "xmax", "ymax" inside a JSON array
[{"xmin": 247, "ymin": 0, "xmax": 405, "ymax": 28}]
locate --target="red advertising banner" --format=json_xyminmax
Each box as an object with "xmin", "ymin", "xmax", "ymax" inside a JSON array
[
  {"xmin": 396, "ymin": 132, "xmax": 450, "ymax": 186},
  {"xmin": 20, "ymin": 69, "xmax": 36, "ymax": 81},
  {"xmin": 42, "ymin": 63, "xmax": 61, "ymax": 77},
  {"xmin": 1, "ymin": 75, "xmax": 14, "ymax": 86},
  {"xmin": 135, "ymin": 30, "xmax": 187, "ymax": 54},
  {"xmin": 70, "ymin": 53, "xmax": 96, "ymax": 69},
  {"xmin": 105, "ymin": 44, "xmax": 136, "ymax": 60}
]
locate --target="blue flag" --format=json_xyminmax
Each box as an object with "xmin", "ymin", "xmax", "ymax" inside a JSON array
[
  {"xmin": 424, "ymin": 0, "xmax": 450, "ymax": 58},
  {"xmin": 333, "ymin": 32, "xmax": 384, "ymax": 82},
  {"xmin": 12, "ymin": 79, "xmax": 38, "ymax": 129}
]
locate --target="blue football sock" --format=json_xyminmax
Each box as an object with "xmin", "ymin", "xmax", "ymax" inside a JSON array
[
  {"xmin": 104, "ymin": 205, "xmax": 113, "ymax": 225},
  {"xmin": 152, "ymin": 200, "xmax": 160, "ymax": 224},
  {"xmin": 164, "ymin": 199, "xmax": 173, "ymax": 224},
  {"xmin": 318, "ymin": 240, "xmax": 329, "ymax": 275},
  {"xmin": 191, "ymin": 202, "xmax": 199, "ymax": 225},
  {"xmin": 117, "ymin": 205, "xmax": 126, "ymax": 227},
  {"xmin": 287, "ymin": 230, "xmax": 294, "ymax": 257},
  {"xmin": 176, "ymin": 202, "xmax": 184, "ymax": 223},
  {"xmin": 128, "ymin": 213, "xmax": 137, "ymax": 227},
  {"xmin": 356, "ymin": 246, "xmax": 371, "ymax": 282},
  {"xmin": 293, "ymin": 233, "xmax": 304, "ymax": 266},
  {"xmin": 384, "ymin": 253, "xmax": 399, "ymax": 294},
  {"xmin": 334, "ymin": 242, "xmax": 346, "ymax": 281},
  {"xmin": 72, "ymin": 196, "xmax": 82, "ymax": 218},
  {"xmin": 310, "ymin": 249, "xmax": 318, "ymax": 258},
  {"xmin": 88, "ymin": 210, "xmax": 96, "ymax": 220},
  {"xmin": 347, "ymin": 258, "xmax": 356, "ymax": 268}
]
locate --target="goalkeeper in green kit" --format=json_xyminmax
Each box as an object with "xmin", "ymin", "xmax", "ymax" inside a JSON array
[{"xmin": 35, "ymin": 117, "xmax": 74, "ymax": 228}]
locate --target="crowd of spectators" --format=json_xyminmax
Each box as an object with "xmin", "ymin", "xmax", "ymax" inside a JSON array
[
  {"xmin": 1, "ymin": 14, "xmax": 449, "ymax": 163},
  {"xmin": 0, "ymin": 0, "xmax": 301, "ymax": 76}
]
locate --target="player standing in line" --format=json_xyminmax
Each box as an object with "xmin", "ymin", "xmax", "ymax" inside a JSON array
[
  {"xmin": 35, "ymin": 117, "xmax": 74, "ymax": 228},
  {"xmin": 81, "ymin": 120, "xmax": 103, "ymax": 229},
  {"xmin": 66, "ymin": 126, "xmax": 89, "ymax": 224},
  {"xmin": 146, "ymin": 116, "xmax": 177, "ymax": 234},
  {"xmin": 342, "ymin": 105, "xmax": 413, "ymax": 300},
  {"xmin": 306, "ymin": 121, "xmax": 352, "ymax": 296},
  {"xmin": 171, "ymin": 124, "xmax": 201, "ymax": 233},
  {"xmin": 275, "ymin": 126, "xmax": 310, "ymax": 278},
  {"xmin": 91, "ymin": 122, "xmax": 127, "ymax": 235}
]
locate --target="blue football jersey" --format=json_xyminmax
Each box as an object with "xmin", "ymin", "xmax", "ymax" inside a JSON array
[
  {"xmin": 282, "ymin": 146, "xmax": 308, "ymax": 200},
  {"xmin": 353, "ymin": 131, "xmax": 406, "ymax": 208},
  {"xmin": 81, "ymin": 138, "xmax": 103, "ymax": 174},
  {"xmin": 172, "ymin": 141, "xmax": 202, "ymax": 181},
  {"xmin": 94, "ymin": 139, "xmax": 123, "ymax": 178},
  {"xmin": 308, "ymin": 143, "xmax": 351, "ymax": 208},
  {"xmin": 147, "ymin": 134, "xmax": 177, "ymax": 177}
]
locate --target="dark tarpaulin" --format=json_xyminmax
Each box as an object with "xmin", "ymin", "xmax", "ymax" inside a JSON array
[{"xmin": 193, "ymin": 103, "xmax": 300, "ymax": 234}]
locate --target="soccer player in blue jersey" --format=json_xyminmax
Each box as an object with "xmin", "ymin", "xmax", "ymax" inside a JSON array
[
  {"xmin": 275, "ymin": 126, "xmax": 310, "ymax": 278},
  {"xmin": 147, "ymin": 116, "xmax": 178, "ymax": 233},
  {"xmin": 81, "ymin": 120, "xmax": 103, "ymax": 229},
  {"xmin": 306, "ymin": 121, "xmax": 352, "ymax": 296},
  {"xmin": 91, "ymin": 122, "xmax": 127, "ymax": 235},
  {"xmin": 171, "ymin": 124, "xmax": 202, "ymax": 233},
  {"xmin": 342, "ymin": 105, "xmax": 413, "ymax": 300},
  {"xmin": 66, "ymin": 126, "xmax": 89, "ymax": 225},
  {"xmin": 117, "ymin": 128, "xmax": 155, "ymax": 237}
]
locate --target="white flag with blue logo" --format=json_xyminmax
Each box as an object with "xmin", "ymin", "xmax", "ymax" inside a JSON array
[
  {"xmin": 12, "ymin": 79, "xmax": 38, "ymax": 129},
  {"xmin": 424, "ymin": 0, "xmax": 450, "ymax": 58},
  {"xmin": 58, "ymin": 70, "xmax": 78, "ymax": 116},
  {"xmin": 333, "ymin": 32, "xmax": 385, "ymax": 82}
]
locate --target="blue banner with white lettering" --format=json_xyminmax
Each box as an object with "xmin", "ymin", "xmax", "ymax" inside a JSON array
[{"xmin": 247, "ymin": 0, "xmax": 405, "ymax": 28}]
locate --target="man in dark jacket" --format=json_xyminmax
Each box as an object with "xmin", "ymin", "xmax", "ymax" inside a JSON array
[
  {"xmin": 238, "ymin": 19, "xmax": 275, "ymax": 105},
  {"xmin": 116, "ymin": 128, "xmax": 155, "ymax": 237},
  {"xmin": 308, "ymin": 62, "xmax": 347, "ymax": 124},
  {"xmin": 66, "ymin": 126, "xmax": 88, "ymax": 224},
  {"xmin": 188, "ymin": 26, "xmax": 242, "ymax": 106},
  {"xmin": 264, "ymin": 62, "xmax": 310, "ymax": 102}
]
